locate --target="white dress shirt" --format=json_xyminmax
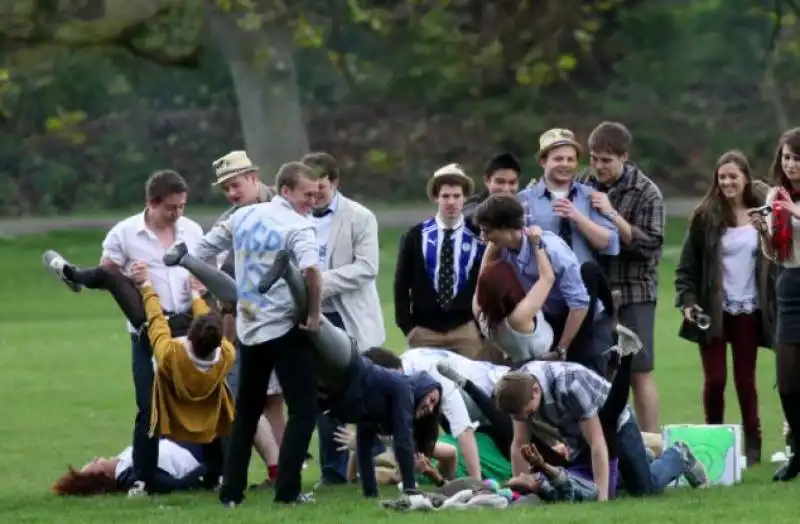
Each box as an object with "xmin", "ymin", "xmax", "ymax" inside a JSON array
[{"xmin": 101, "ymin": 212, "xmax": 204, "ymax": 333}]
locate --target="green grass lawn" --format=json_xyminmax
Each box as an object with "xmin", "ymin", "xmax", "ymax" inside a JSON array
[{"xmin": 1, "ymin": 225, "xmax": 798, "ymax": 523}]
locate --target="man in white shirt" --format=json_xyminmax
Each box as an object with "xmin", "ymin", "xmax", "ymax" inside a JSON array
[
  {"xmin": 302, "ymin": 151, "xmax": 385, "ymax": 485},
  {"xmin": 190, "ymin": 161, "xmax": 322, "ymax": 507},
  {"xmin": 51, "ymin": 170, "xmax": 203, "ymax": 495}
]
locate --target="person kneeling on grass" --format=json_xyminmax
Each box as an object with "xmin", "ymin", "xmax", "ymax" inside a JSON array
[
  {"xmin": 53, "ymin": 439, "xmax": 218, "ymax": 496},
  {"xmin": 495, "ymin": 361, "xmax": 708, "ymax": 502},
  {"xmin": 321, "ymin": 361, "xmax": 444, "ymax": 499},
  {"xmin": 125, "ymin": 260, "xmax": 235, "ymax": 496}
]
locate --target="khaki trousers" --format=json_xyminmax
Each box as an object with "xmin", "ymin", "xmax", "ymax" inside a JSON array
[{"xmin": 408, "ymin": 322, "xmax": 484, "ymax": 360}]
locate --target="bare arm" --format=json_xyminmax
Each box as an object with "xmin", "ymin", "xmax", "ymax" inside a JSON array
[
  {"xmin": 507, "ymin": 232, "xmax": 555, "ymax": 331},
  {"xmin": 456, "ymin": 429, "xmax": 482, "ymax": 479},
  {"xmin": 511, "ymin": 419, "xmax": 532, "ymax": 476},
  {"xmin": 579, "ymin": 415, "xmax": 609, "ymax": 501},
  {"xmin": 558, "ymin": 308, "xmax": 588, "ymax": 350}
]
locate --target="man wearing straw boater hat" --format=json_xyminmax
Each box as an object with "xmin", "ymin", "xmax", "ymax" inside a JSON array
[
  {"xmin": 515, "ymin": 129, "xmax": 620, "ymax": 377},
  {"xmin": 210, "ymin": 151, "xmax": 285, "ymax": 490},
  {"xmin": 394, "ymin": 163, "xmax": 486, "ymax": 358},
  {"xmin": 213, "ymin": 151, "xmax": 276, "ymax": 223}
]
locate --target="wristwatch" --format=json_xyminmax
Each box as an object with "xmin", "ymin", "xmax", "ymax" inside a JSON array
[{"xmin": 555, "ymin": 346, "xmax": 567, "ymax": 359}]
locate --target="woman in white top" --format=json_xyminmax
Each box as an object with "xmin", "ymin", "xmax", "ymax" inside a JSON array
[
  {"xmin": 52, "ymin": 439, "xmax": 216, "ymax": 496},
  {"xmin": 675, "ymin": 150, "xmax": 774, "ymax": 467},
  {"xmin": 751, "ymin": 128, "xmax": 800, "ymax": 481},
  {"xmin": 473, "ymin": 226, "xmax": 556, "ymax": 363}
]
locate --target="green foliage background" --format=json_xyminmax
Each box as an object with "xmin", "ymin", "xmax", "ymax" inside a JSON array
[{"xmin": 0, "ymin": 0, "xmax": 798, "ymax": 216}]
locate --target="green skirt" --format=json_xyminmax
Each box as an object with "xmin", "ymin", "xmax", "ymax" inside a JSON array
[{"xmin": 432, "ymin": 432, "xmax": 512, "ymax": 483}]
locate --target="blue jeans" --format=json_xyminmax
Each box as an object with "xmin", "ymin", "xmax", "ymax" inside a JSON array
[{"xmin": 616, "ymin": 416, "xmax": 684, "ymax": 496}]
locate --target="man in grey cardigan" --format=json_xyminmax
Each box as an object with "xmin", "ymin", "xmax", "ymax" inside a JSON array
[{"xmin": 210, "ymin": 150, "xmax": 283, "ymax": 487}]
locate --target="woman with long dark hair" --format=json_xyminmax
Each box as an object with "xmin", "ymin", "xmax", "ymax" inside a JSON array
[
  {"xmin": 752, "ymin": 128, "xmax": 800, "ymax": 481},
  {"xmin": 674, "ymin": 150, "xmax": 774, "ymax": 466}
]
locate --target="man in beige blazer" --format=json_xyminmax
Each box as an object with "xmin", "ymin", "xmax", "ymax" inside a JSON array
[{"xmin": 302, "ymin": 152, "xmax": 385, "ymax": 485}]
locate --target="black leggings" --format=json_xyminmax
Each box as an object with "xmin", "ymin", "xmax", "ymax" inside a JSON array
[
  {"xmin": 64, "ymin": 265, "xmax": 147, "ymax": 329},
  {"xmin": 460, "ymin": 380, "xmax": 568, "ymax": 467},
  {"xmin": 597, "ymin": 353, "xmax": 633, "ymax": 459},
  {"xmin": 64, "ymin": 265, "xmax": 193, "ymax": 335}
]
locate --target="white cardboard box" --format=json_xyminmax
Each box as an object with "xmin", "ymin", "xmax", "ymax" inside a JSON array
[{"xmin": 661, "ymin": 424, "xmax": 744, "ymax": 487}]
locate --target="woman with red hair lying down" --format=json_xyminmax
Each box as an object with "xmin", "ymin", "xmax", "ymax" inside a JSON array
[{"xmin": 52, "ymin": 439, "xmax": 217, "ymax": 496}]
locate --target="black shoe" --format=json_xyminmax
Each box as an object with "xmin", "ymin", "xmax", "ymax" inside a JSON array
[
  {"xmin": 163, "ymin": 242, "xmax": 188, "ymax": 267},
  {"xmin": 248, "ymin": 478, "xmax": 272, "ymax": 491},
  {"xmin": 774, "ymin": 456, "xmax": 800, "ymax": 481},
  {"xmin": 42, "ymin": 250, "xmax": 81, "ymax": 292}
]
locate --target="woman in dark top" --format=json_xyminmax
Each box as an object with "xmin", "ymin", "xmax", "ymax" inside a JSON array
[
  {"xmin": 751, "ymin": 128, "xmax": 800, "ymax": 481},
  {"xmin": 674, "ymin": 150, "xmax": 775, "ymax": 466}
]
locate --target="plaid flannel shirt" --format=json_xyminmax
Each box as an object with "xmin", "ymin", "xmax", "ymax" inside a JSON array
[
  {"xmin": 575, "ymin": 164, "xmax": 664, "ymax": 305},
  {"xmin": 518, "ymin": 361, "xmax": 612, "ymax": 454}
]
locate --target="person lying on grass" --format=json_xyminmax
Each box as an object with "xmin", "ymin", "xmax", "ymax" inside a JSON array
[
  {"xmin": 506, "ymin": 443, "xmax": 598, "ymax": 502},
  {"xmin": 125, "ymin": 260, "xmax": 235, "ymax": 495},
  {"xmin": 53, "ymin": 439, "xmax": 218, "ymax": 496},
  {"xmin": 495, "ymin": 361, "xmax": 709, "ymax": 502},
  {"xmin": 43, "ymin": 251, "xmax": 284, "ymax": 491}
]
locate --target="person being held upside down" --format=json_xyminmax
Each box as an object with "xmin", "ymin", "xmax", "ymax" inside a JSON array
[{"xmin": 122, "ymin": 260, "xmax": 235, "ymax": 495}]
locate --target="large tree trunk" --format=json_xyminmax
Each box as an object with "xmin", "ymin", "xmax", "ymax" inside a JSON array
[{"xmin": 205, "ymin": 0, "xmax": 309, "ymax": 179}]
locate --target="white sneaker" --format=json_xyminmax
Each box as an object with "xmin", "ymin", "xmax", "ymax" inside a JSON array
[
  {"xmin": 611, "ymin": 324, "xmax": 643, "ymax": 357},
  {"xmin": 127, "ymin": 480, "xmax": 149, "ymax": 497},
  {"xmin": 42, "ymin": 250, "xmax": 81, "ymax": 293}
]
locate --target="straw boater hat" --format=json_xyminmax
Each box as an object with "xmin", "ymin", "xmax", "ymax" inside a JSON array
[
  {"xmin": 537, "ymin": 128, "xmax": 582, "ymax": 159},
  {"xmin": 426, "ymin": 163, "xmax": 475, "ymax": 199},
  {"xmin": 212, "ymin": 150, "xmax": 258, "ymax": 186}
]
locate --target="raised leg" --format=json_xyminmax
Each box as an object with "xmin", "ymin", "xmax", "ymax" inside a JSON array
[
  {"xmin": 257, "ymin": 249, "xmax": 355, "ymax": 392},
  {"xmin": 163, "ymin": 242, "xmax": 238, "ymax": 303}
]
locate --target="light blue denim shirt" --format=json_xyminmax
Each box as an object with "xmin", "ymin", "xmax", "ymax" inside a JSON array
[
  {"xmin": 502, "ymin": 231, "xmax": 592, "ymax": 317},
  {"xmin": 517, "ymin": 179, "xmax": 619, "ymax": 264}
]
